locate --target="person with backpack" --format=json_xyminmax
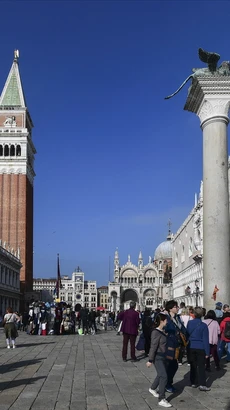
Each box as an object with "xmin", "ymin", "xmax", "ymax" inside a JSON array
[
  {"xmin": 146, "ymin": 313, "xmax": 172, "ymax": 408},
  {"xmin": 219, "ymin": 311, "xmax": 230, "ymax": 362}
]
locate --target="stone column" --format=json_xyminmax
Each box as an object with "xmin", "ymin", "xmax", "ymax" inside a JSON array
[{"xmin": 185, "ymin": 77, "xmax": 230, "ymax": 311}]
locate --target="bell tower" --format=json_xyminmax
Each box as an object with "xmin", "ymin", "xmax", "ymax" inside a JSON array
[{"xmin": 0, "ymin": 50, "xmax": 36, "ymax": 294}]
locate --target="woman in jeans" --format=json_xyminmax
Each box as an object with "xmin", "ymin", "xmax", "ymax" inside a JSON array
[
  {"xmin": 146, "ymin": 313, "xmax": 172, "ymax": 408},
  {"xmin": 203, "ymin": 310, "xmax": 220, "ymax": 370},
  {"xmin": 164, "ymin": 300, "xmax": 187, "ymax": 392},
  {"xmin": 187, "ymin": 307, "xmax": 210, "ymax": 391}
]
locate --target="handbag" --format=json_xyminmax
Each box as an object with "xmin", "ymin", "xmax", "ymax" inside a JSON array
[
  {"xmin": 136, "ymin": 333, "xmax": 145, "ymax": 351},
  {"xmin": 179, "ymin": 331, "xmax": 188, "ymax": 347},
  {"xmin": 165, "ymin": 333, "xmax": 178, "ymax": 360}
]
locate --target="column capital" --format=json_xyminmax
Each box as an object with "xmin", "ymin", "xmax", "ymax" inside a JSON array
[{"xmin": 184, "ymin": 76, "xmax": 230, "ymax": 127}]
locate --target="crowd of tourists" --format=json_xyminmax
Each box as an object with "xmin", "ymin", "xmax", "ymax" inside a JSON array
[
  {"xmin": 1, "ymin": 302, "xmax": 117, "ymax": 345},
  {"xmin": 118, "ymin": 300, "xmax": 230, "ymax": 408},
  {"xmin": 2, "ymin": 299, "xmax": 230, "ymax": 408}
]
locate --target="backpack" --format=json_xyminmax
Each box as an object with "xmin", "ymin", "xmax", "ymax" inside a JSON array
[{"xmin": 224, "ymin": 321, "xmax": 230, "ymax": 340}]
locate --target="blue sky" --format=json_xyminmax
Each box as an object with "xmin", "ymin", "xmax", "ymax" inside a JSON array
[{"xmin": 0, "ymin": 1, "xmax": 229, "ymax": 285}]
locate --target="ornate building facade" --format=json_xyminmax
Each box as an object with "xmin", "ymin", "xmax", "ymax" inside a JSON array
[
  {"xmin": 97, "ymin": 286, "xmax": 109, "ymax": 309},
  {"xmin": 108, "ymin": 234, "xmax": 173, "ymax": 312},
  {"xmin": 33, "ymin": 268, "xmax": 98, "ymax": 310},
  {"xmin": 172, "ymin": 182, "xmax": 203, "ymax": 306},
  {"xmin": 0, "ymin": 51, "xmax": 36, "ymax": 294},
  {"xmin": 0, "ymin": 241, "xmax": 21, "ymax": 314}
]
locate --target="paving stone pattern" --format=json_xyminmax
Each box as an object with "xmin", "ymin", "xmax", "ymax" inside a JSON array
[{"xmin": 0, "ymin": 328, "xmax": 230, "ymax": 410}]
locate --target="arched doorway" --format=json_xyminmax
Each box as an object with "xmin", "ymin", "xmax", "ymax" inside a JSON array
[
  {"xmin": 143, "ymin": 289, "xmax": 156, "ymax": 309},
  {"xmin": 121, "ymin": 289, "xmax": 138, "ymax": 310}
]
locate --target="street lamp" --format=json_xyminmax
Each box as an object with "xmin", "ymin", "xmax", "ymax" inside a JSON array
[{"xmin": 195, "ymin": 280, "xmax": 199, "ymax": 307}]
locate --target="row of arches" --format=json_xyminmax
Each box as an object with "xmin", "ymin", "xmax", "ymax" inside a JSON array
[
  {"xmin": 120, "ymin": 268, "xmax": 158, "ymax": 277},
  {"xmin": 119, "ymin": 277, "xmax": 156, "ymax": 284},
  {"xmin": 0, "ymin": 144, "xmax": 21, "ymax": 157}
]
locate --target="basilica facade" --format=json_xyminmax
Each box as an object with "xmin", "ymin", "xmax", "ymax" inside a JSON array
[{"xmin": 108, "ymin": 234, "xmax": 173, "ymax": 312}]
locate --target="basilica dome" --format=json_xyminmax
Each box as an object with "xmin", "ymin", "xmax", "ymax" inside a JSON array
[{"xmin": 154, "ymin": 237, "xmax": 172, "ymax": 260}]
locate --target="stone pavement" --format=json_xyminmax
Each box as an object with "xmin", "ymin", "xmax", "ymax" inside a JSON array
[{"xmin": 0, "ymin": 328, "xmax": 230, "ymax": 410}]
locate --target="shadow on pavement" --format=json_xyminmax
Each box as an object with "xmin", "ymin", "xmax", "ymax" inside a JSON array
[
  {"xmin": 0, "ymin": 358, "xmax": 46, "ymax": 374},
  {"xmin": 0, "ymin": 376, "xmax": 46, "ymax": 391},
  {"xmin": 206, "ymin": 364, "xmax": 227, "ymax": 387},
  {"xmin": 225, "ymin": 399, "xmax": 230, "ymax": 410},
  {"xmin": 16, "ymin": 342, "xmax": 55, "ymax": 347},
  {"xmin": 167, "ymin": 361, "xmax": 228, "ymax": 401}
]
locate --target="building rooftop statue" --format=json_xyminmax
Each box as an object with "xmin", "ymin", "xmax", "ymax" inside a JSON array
[{"xmin": 164, "ymin": 48, "xmax": 230, "ymax": 101}]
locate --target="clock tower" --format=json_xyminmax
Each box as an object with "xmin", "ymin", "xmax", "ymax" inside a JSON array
[{"xmin": 0, "ymin": 51, "xmax": 36, "ymax": 294}]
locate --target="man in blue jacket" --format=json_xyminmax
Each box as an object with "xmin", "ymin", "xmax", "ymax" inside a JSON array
[{"xmin": 187, "ymin": 307, "xmax": 210, "ymax": 391}]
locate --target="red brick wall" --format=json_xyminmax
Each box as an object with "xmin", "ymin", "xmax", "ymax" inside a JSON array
[{"xmin": 0, "ymin": 173, "xmax": 33, "ymax": 292}]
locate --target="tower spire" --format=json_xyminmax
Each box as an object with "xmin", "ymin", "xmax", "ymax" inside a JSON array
[{"xmin": 0, "ymin": 49, "xmax": 26, "ymax": 107}]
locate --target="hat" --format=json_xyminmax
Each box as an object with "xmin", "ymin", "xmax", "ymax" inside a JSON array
[
  {"xmin": 223, "ymin": 304, "xmax": 229, "ymax": 309},
  {"xmin": 215, "ymin": 302, "xmax": 223, "ymax": 308}
]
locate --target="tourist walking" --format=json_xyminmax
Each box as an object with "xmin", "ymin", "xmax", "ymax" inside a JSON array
[
  {"xmin": 142, "ymin": 309, "xmax": 153, "ymax": 356},
  {"xmin": 203, "ymin": 310, "xmax": 220, "ymax": 370},
  {"xmin": 146, "ymin": 313, "xmax": 172, "ymax": 408},
  {"xmin": 164, "ymin": 300, "xmax": 186, "ymax": 392},
  {"xmin": 219, "ymin": 311, "xmax": 230, "ymax": 362},
  {"xmin": 178, "ymin": 307, "xmax": 193, "ymax": 365},
  {"xmin": 214, "ymin": 302, "xmax": 223, "ymax": 323},
  {"xmin": 3, "ymin": 307, "xmax": 20, "ymax": 349},
  {"xmin": 118, "ymin": 301, "xmax": 140, "ymax": 362},
  {"xmin": 187, "ymin": 307, "xmax": 210, "ymax": 391}
]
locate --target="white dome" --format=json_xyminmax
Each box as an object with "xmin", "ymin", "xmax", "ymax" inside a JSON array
[{"xmin": 154, "ymin": 239, "xmax": 172, "ymax": 260}]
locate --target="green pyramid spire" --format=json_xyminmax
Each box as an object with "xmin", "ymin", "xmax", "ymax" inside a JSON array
[{"xmin": 0, "ymin": 51, "xmax": 26, "ymax": 107}]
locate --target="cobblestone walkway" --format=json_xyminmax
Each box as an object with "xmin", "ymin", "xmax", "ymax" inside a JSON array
[{"xmin": 0, "ymin": 329, "xmax": 229, "ymax": 410}]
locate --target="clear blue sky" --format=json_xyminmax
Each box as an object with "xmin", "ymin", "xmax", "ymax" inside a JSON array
[{"xmin": 0, "ymin": 1, "xmax": 229, "ymax": 285}]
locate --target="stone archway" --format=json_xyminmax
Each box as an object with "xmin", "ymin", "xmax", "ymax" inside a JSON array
[
  {"xmin": 121, "ymin": 289, "xmax": 138, "ymax": 310},
  {"xmin": 143, "ymin": 289, "xmax": 156, "ymax": 309}
]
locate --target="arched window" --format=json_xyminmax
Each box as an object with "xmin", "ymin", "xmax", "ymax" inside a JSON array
[
  {"xmin": 175, "ymin": 252, "xmax": 178, "ymax": 267},
  {"xmin": 159, "ymin": 261, "xmax": 162, "ymax": 270},
  {"xmin": 181, "ymin": 245, "xmax": 185, "ymax": 263},
  {"xmin": 10, "ymin": 145, "xmax": 15, "ymax": 156},
  {"xmin": 16, "ymin": 145, "xmax": 21, "ymax": 156},
  {"xmin": 4, "ymin": 145, "xmax": 9, "ymax": 156},
  {"xmin": 189, "ymin": 237, "xmax": 193, "ymax": 257},
  {"xmin": 0, "ymin": 145, "xmax": 2, "ymax": 156}
]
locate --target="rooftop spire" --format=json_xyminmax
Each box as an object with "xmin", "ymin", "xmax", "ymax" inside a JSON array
[
  {"xmin": 138, "ymin": 250, "xmax": 143, "ymax": 260},
  {"xmin": 0, "ymin": 49, "xmax": 26, "ymax": 107}
]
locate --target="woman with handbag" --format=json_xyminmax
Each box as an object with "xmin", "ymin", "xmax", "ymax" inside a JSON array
[
  {"xmin": 146, "ymin": 313, "xmax": 172, "ymax": 408},
  {"xmin": 164, "ymin": 300, "xmax": 187, "ymax": 393},
  {"xmin": 3, "ymin": 307, "xmax": 20, "ymax": 349}
]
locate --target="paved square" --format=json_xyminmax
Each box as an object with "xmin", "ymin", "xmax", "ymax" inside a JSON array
[{"xmin": 0, "ymin": 328, "xmax": 230, "ymax": 409}]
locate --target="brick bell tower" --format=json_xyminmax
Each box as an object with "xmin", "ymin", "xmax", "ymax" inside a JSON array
[{"xmin": 0, "ymin": 50, "xmax": 36, "ymax": 295}]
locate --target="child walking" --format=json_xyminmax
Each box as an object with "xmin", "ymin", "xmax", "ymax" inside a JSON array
[{"xmin": 146, "ymin": 313, "xmax": 172, "ymax": 408}]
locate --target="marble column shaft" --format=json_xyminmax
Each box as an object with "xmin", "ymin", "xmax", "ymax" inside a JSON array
[{"xmin": 185, "ymin": 78, "xmax": 230, "ymax": 311}]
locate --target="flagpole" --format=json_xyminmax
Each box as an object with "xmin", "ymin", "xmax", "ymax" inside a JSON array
[{"xmin": 57, "ymin": 253, "xmax": 61, "ymax": 300}]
